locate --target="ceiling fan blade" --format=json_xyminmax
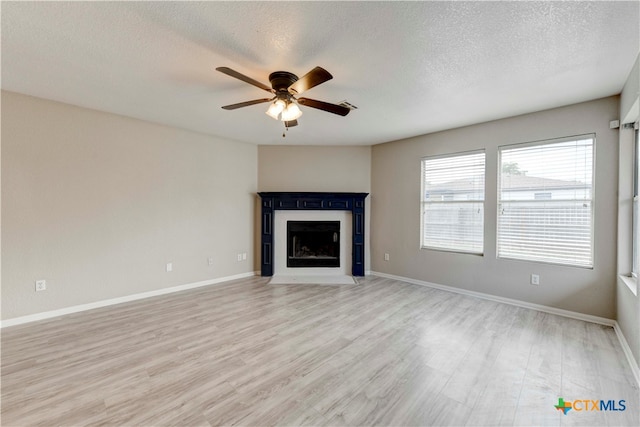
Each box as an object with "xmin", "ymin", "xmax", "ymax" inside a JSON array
[
  {"xmin": 288, "ymin": 67, "xmax": 333, "ymax": 95},
  {"xmin": 297, "ymin": 98, "xmax": 350, "ymax": 116},
  {"xmin": 284, "ymin": 120, "xmax": 298, "ymax": 127},
  {"xmin": 216, "ymin": 67, "xmax": 273, "ymax": 92},
  {"xmin": 221, "ymin": 98, "xmax": 273, "ymax": 110}
]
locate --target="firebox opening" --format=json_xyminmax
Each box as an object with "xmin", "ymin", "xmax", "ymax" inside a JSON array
[{"xmin": 287, "ymin": 221, "xmax": 340, "ymax": 268}]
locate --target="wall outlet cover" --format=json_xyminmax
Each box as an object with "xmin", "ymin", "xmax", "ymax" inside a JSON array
[{"xmin": 35, "ymin": 280, "xmax": 47, "ymax": 291}]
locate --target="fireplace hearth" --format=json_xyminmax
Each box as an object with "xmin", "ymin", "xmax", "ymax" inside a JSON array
[{"xmin": 287, "ymin": 221, "xmax": 340, "ymax": 268}]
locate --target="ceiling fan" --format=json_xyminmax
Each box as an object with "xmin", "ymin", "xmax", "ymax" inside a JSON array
[{"xmin": 216, "ymin": 66, "xmax": 350, "ymax": 128}]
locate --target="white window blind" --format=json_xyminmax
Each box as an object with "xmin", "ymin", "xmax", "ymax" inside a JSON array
[
  {"xmin": 497, "ymin": 136, "xmax": 594, "ymax": 267},
  {"xmin": 421, "ymin": 151, "xmax": 485, "ymax": 254}
]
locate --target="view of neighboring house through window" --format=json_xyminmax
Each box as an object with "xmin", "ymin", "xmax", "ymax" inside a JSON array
[
  {"xmin": 421, "ymin": 150, "xmax": 485, "ymax": 254},
  {"xmin": 497, "ymin": 135, "xmax": 594, "ymax": 267}
]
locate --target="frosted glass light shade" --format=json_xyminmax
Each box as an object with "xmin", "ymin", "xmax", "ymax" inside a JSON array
[
  {"xmin": 265, "ymin": 100, "xmax": 286, "ymax": 120},
  {"xmin": 281, "ymin": 102, "xmax": 302, "ymax": 121}
]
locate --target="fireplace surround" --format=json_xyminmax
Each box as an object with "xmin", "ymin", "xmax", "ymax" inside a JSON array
[{"xmin": 257, "ymin": 192, "xmax": 368, "ymax": 276}]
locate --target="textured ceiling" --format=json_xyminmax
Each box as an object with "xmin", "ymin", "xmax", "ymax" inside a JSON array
[{"xmin": 2, "ymin": 1, "xmax": 639, "ymax": 146}]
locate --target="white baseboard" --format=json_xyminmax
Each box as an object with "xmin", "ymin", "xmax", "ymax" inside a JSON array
[
  {"xmin": 371, "ymin": 271, "xmax": 615, "ymax": 326},
  {"xmin": 0, "ymin": 271, "xmax": 258, "ymax": 328},
  {"xmin": 614, "ymin": 321, "xmax": 640, "ymax": 387}
]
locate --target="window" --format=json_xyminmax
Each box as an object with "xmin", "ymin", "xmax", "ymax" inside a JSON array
[
  {"xmin": 534, "ymin": 192, "xmax": 552, "ymax": 200},
  {"xmin": 633, "ymin": 125, "xmax": 639, "ymax": 278},
  {"xmin": 497, "ymin": 135, "xmax": 594, "ymax": 267},
  {"xmin": 421, "ymin": 151, "xmax": 485, "ymax": 254}
]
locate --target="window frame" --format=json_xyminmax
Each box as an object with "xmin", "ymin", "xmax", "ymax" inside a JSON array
[
  {"xmin": 420, "ymin": 149, "xmax": 486, "ymax": 255},
  {"xmin": 632, "ymin": 125, "xmax": 639, "ymax": 278},
  {"xmin": 496, "ymin": 134, "xmax": 595, "ymax": 268}
]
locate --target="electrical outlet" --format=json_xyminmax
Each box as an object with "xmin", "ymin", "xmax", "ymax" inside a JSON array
[
  {"xmin": 35, "ymin": 280, "xmax": 47, "ymax": 292},
  {"xmin": 166, "ymin": 262, "xmax": 173, "ymax": 272},
  {"xmin": 208, "ymin": 257, "xmax": 214, "ymax": 266},
  {"xmin": 384, "ymin": 253, "xmax": 390, "ymax": 261},
  {"xmin": 531, "ymin": 274, "xmax": 540, "ymax": 285}
]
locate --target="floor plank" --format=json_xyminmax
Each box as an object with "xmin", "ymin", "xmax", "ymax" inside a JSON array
[{"xmin": 2, "ymin": 275, "xmax": 638, "ymax": 426}]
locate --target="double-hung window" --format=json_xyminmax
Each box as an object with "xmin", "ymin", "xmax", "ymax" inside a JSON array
[
  {"xmin": 421, "ymin": 151, "xmax": 485, "ymax": 254},
  {"xmin": 497, "ymin": 135, "xmax": 594, "ymax": 267}
]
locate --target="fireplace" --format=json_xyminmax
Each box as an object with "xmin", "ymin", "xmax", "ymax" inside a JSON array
[
  {"xmin": 257, "ymin": 192, "xmax": 369, "ymax": 276},
  {"xmin": 287, "ymin": 221, "xmax": 340, "ymax": 268}
]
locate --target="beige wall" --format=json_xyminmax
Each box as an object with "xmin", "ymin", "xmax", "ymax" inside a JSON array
[
  {"xmin": 258, "ymin": 145, "xmax": 371, "ymax": 193},
  {"xmin": 620, "ymin": 54, "xmax": 639, "ymax": 125},
  {"xmin": 257, "ymin": 145, "xmax": 372, "ymax": 271},
  {"xmin": 371, "ymin": 97, "xmax": 620, "ymax": 319},
  {"xmin": 1, "ymin": 91, "xmax": 257, "ymax": 320},
  {"xmin": 617, "ymin": 53, "xmax": 640, "ymax": 367},
  {"xmin": 2, "ymin": 88, "xmax": 629, "ymax": 327}
]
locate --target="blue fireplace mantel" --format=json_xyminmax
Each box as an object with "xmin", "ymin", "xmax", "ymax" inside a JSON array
[{"xmin": 257, "ymin": 192, "xmax": 369, "ymax": 277}]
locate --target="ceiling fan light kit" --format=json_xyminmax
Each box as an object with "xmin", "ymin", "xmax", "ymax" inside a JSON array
[
  {"xmin": 216, "ymin": 66, "xmax": 350, "ymax": 129},
  {"xmin": 265, "ymin": 99, "xmax": 286, "ymax": 120},
  {"xmin": 280, "ymin": 102, "xmax": 302, "ymax": 121}
]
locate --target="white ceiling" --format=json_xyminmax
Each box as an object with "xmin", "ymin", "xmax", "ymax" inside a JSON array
[{"xmin": 2, "ymin": 1, "xmax": 638, "ymax": 146}]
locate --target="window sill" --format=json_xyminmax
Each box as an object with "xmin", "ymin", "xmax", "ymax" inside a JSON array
[
  {"xmin": 420, "ymin": 246, "xmax": 484, "ymax": 256},
  {"xmin": 619, "ymin": 274, "xmax": 638, "ymax": 296}
]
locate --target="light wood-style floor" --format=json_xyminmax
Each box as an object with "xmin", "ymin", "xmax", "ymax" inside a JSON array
[{"xmin": 2, "ymin": 275, "xmax": 638, "ymax": 426}]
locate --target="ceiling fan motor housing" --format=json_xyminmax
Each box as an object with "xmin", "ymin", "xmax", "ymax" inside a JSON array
[{"xmin": 269, "ymin": 71, "xmax": 299, "ymax": 96}]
